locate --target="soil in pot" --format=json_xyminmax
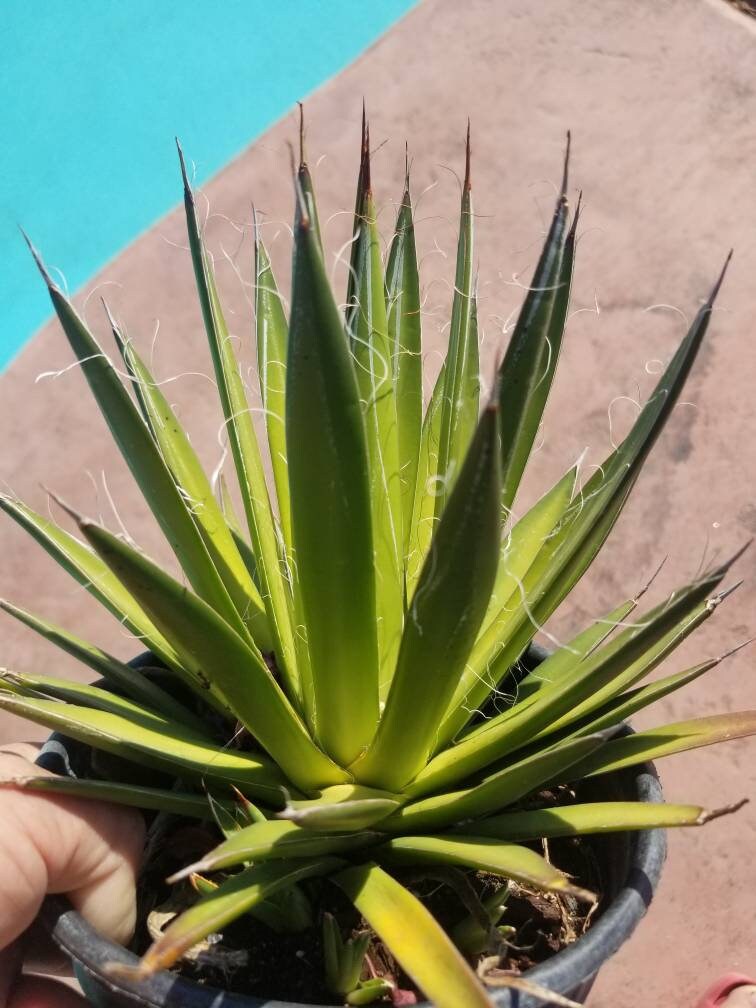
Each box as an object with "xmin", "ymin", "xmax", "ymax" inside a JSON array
[{"xmin": 130, "ymin": 785, "xmax": 605, "ymax": 1005}]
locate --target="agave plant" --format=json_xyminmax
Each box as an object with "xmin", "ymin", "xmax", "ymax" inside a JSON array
[{"xmin": 2, "ymin": 111, "xmax": 754, "ymax": 1007}]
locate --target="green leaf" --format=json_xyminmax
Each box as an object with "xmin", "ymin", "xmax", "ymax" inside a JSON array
[
  {"xmin": 347, "ymin": 979, "xmax": 395, "ymax": 1006},
  {"xmin": 345, "ymin": 107, "xmax": 370, "ymax": 323},
  {"xmin": 352, "ymin": 404, "xmax": 501, "ymax": 791},
  {"xmin": 482, "ymin": 463, "xmax": 578, "ymax": 635},
  {"xmin": 439, "ymin": 463, "xmax": 579, "ymax": 745},
  {"xmin": 529, "ymin": 587, "xmax": 728, "ymax": 743},
  {"xmin": 568, "ymin": 711, "xmax": 756, "ymax": 779},
  {"xmin": 0, "ymin": 599, "xmax": 204, "ymax": 732},
  {"xmin": 349, "ymin": 142, "xmax": 403, "ymax": 683},
  {"xmin": 177, "ymin": 143, "xmax": 298, "ymax": 700},
  {"xmin": 287, "ymin": 177, "xmax": 379, "ymax": 767},
  {"xmin": 412, "ymin": 562, "xmax": 730, "ymax": 797},
  {"xmin": 449, "ymin": 594, "xmax": 640, "ymax": 748},
  {"xmin": 80, "ymin": 519, "xmax": 347, "ymax": 791},
  {"xmin": 498, "ymin": 140, "xmax": 572, "ymax": 512},
  {"xmin": 405, "ymin": 361, "xmax": 446, "ymax": 594},
  {"xmin": 188, "ymin": 870, "xmax": 306, "ymax": 935},
  {"xmin": 108, "ymin": 312, "xmax": 271, "ymax": 650},
  {"xmin": 0, "ymin": 667, "xmax": 196, "ymax": 729},
  {"xmin": 434, "ymin": 125, "xmax": 479, "ymax": 517},
  {"xmin": 0, "ymin": 496, "xmax": 195, "ymax": 681},
  {"xmin": 387, "ymin": 732, "xmax": 611, "ymax": 833},
  {"xmin": 442, "ymin": 253, "xmax": 733, "ymax": 738},
  {"xmin": 0, "ymin": 774, "xmax": 224, "ymax": 819},
  {"xmin": 23, "ymin": 236, "xmax": 250, "ymax": 646},
  {"xmin": 334, "ymin": 862, "xmax": 493, "ymax": 1008},
  {"xmin": 134, "ymin": 858, "xmax": 341, "ymax": 975},
  {"xmin": 451, "ymin": 887, "xmax": 511, "ymax": 957},
  {"xmin": 462, "ymin": 800, "xmax": 746, "ymax": 841},
  {"xmin": 323, "ymin": 912, "xmax": 343, "ymax": 993},
  {"xmin": 254, "ymin": 218, "xmax": 292, "ymax": 554},
  {"xmin": 0, "ymin": 692, "xmax": 285, "ymax": 799},
  {"xmin": 377, "ymin": 836, "xmax": 594, "ymax": 901},
  {"xmin": 511, "ymin": 598, "xmax": 639, "ymax": 707},
  {"xmin": 279, "ymin": 784, "xmax": 400, "ymax": 831},
  {"xmin": 323, "ymin": 911, "xmax": 371, "ymax": 997},
  {"xmin": 168, "ymin": 818, "xmax": 376, "ymax": 882},
  {"xmin": 386, "ymin": 163, "xmax": 423, "ymax": 559},
  {"xmin": 443, "ymin": 585, "xmax": 648, "ymax": 751},
  {"xmin": 218, "ymin": 474, "xmax": 261, "ymax": 588},
  {"xmin": 566, "ymin": 658, "xmax": 722, "ymax": 737}
]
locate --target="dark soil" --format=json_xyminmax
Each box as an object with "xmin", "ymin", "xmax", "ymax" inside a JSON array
[{"xmin": 132, "ymin": 805, "xmax": 603, "ymax": 1006}]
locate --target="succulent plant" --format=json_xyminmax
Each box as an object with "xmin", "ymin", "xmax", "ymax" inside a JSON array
[{"xmin": 2, "ymin": 111, "xmax": 755, "ymax": 1007}]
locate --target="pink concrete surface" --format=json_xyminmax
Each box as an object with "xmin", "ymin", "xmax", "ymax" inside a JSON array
[{"xmin": 1, "ymin": 0, "xmax": 755, "ymax": 1004}]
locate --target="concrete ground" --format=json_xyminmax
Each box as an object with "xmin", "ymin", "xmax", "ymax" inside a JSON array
[{"xmin": 1, "ymin": 0, "xmax": 755, "ymax": 1004}]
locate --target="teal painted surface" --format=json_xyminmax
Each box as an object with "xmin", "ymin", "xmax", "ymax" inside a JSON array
[{"xmin": 1, "ymin": 1, "xmax": 415, "ymax": 370}]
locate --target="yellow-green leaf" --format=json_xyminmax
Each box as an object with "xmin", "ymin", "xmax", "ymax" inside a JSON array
[{"xmin": 334, "ymin": 862, "xmax": 493, "ymax": 1008}]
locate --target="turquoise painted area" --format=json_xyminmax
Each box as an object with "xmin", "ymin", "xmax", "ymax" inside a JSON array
[{"xmin": 1, "ymin": 1, "xmax": 415, "ymax": 370}]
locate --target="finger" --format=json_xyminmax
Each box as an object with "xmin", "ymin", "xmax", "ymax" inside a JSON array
[
  {"xmin": 0, "ymin": 753, "xmax": 144, "ymax": 950},
  {"xmin": 7, "ymin": 974, "xmax": 86, "ymax": 1008}
]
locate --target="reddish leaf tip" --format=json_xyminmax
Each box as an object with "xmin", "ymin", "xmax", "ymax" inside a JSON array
[
  {"xmin": 297, "ymin": 101, "xmax": 307, "ymax": 167},
  {"xmin": 633, "ymin": 554, "xmax": 668, "ymax": 603},
  {"xmin": 464, "ymin": 121, "xmax": 472, "ymax": 192},
  {"xmin": 561, "ymin": 131, "xmax": 571, "ymax": 198},
  {"xmin": 699, "ymin": 797, "xmax": 749, "ymax": 824},
  {"xmin": 707, "ymin": 249, "xmax": 733, "ymax": 306}
]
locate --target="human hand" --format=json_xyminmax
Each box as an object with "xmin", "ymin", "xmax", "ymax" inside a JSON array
[{"xmin": 0, "ymin": 743, "xmax": 145, "ymax": 1008}]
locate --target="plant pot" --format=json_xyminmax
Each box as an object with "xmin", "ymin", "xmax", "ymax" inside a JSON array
[{"xmin": 33, "ymin": 651, "xmax": 667, "ymax": 1008}]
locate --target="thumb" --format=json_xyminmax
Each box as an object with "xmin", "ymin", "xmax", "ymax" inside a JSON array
[{"xmin": 0, "ymin": 752, "xmax": 145, "ymax": 950}]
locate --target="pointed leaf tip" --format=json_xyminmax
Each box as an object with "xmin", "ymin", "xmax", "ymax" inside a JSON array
[
  {"xmin": 175, "ymin": 138, "xmax": 193, "ymax": 200},
  {"xmin": 43, "ymin": 486, "xmax": 89, "ymax": 528},
  {"xmin": 717, "ymin": 637, "xmax": 755, "ymax": 663},
  {"xmin": 464, "ymin": 120, "xmax": 471, "ymax": 191},
  {"xmin": 561, "ymin": 131, "xmax": 571, "ymax": 197},
  {"xmin": 699, "ymin": 798, "xmax": 748, "ymax": 823},
  {"xmin": 714, "ymin": 578, "xmax": 745, "ymax": 604},
  {"xmin": 362, "ymin": 122, "xmax": 372, "ymax": 194},
  {"xmin": 707, "ymin": 249, "xmax": 734, "ymax": 306},
  {"xmin": 297, "ymin": 101, "xmax": 306, "ymax": 166},
  {"xmin": 634, "ymin": 553, "xmax": 668, "ymax": 602},
  {"xmin": 568, "ymin": 190, "xmax": 583, "ymax": 239},
  {"xmin": 101, "ymin": 297, "xmax": 120, "ymax": 335},
  {"xmin": 20, "ymin": 228, "xmax": 56, "ymax": 290}
]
